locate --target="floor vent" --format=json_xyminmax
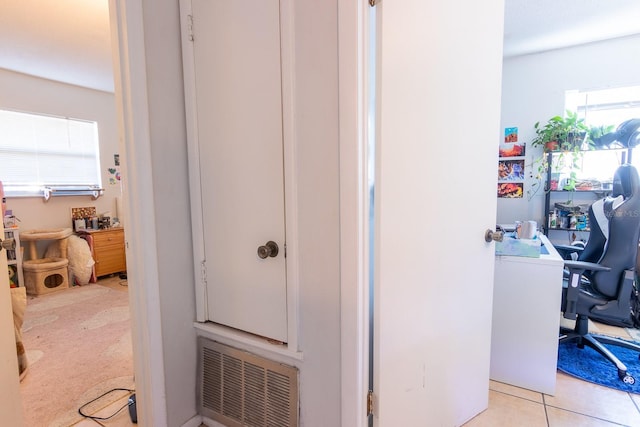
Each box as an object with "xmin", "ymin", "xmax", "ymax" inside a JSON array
[{"xmin": 198, "ymin": 337, "xmax": 299, "ymax": 427}]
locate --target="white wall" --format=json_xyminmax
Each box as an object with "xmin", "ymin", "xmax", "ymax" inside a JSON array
[
  {"xmin": 138, "ymin": 0, "xmax": 342, "ymax": 425},
  {"xmin": 498, "ymin": 34, "xmax": 640, "ymax": 228},
  {"xmin": 0, "ymin": 69, "xmax": 122, "ymax": 236}
]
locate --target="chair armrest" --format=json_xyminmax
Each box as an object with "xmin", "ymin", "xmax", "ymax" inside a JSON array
[
  {"xmin": 563, "ymin": 260, "xmax": 611, "ymax": 273},
  {"xmin": 562, "ymin": 261, "xmax": 611, "ymax": 320},
  {"xmin": 555, "ymin": 244, "xmax": 584, "ymax": 253},
  {"xmin": 554, "ymin": 244, "xmax": 584, "ymax": 259}
]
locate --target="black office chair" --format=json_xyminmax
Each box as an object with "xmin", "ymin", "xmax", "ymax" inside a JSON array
[
  {"xmin": 553, "ymin": 175, "xmax": 628, "ymax": 317},
  {"xmin": 560, "ymin": 164, "xmax": 640, "ymax": 384}
]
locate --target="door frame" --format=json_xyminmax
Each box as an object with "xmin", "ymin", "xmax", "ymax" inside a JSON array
[
  {"xmin": 112, "ymin": 0, "xmax": 373, "ymax": 425},
  {"xmin": 179, "ymin": 0, "xmax": 300, "ymax": 349},
  {"xmin": 109, "ymin": 1, "xmax": 168, "ymax": 424},
  {"xmin": 110, "ymin": 0, "xmax": 304, "ymax": 424},
  {"xmin": 338, "ymin": 1, "xmax": 370, "ymax": 426}
]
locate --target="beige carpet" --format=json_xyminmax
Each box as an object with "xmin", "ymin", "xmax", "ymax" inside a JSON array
[{"xmin": 20, "ymin": 279, "xmax": 134, "ymax": 427}]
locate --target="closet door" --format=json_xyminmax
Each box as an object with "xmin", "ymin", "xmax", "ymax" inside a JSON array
[{"xmin": 187, "ymin": 0, "xmax": 287, "ymax": 342}]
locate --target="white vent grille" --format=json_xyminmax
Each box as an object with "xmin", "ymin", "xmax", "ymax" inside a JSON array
[{"xmin": 198, "ymin": 338, "xmax": 299, "ymax": 427}]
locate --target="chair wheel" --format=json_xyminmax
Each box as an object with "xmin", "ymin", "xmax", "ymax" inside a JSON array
[{"xmin": 621, "ymin": 373, "xmax": 635, "ymax": 385}]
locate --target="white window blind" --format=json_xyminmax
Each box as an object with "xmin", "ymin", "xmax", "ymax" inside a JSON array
[{"xmin": 0, "ymin": 109, "xmax": 102, "ymax": 197}]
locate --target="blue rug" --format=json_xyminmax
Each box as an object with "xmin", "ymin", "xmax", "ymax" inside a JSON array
[{"xmin": 558, "ymin": 338, "xmax": 640, "ymax": 394}]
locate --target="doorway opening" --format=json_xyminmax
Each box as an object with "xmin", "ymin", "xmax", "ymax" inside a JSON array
[{"xmin": 0, "ymin": 2, "xmax": 136, "ymax": 424}]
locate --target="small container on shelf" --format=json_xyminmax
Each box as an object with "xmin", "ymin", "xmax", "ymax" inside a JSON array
[
  {"xmin": 569, "ymin": 214, "xmax": 578, "ymax": 229},
  {"xmin": 575, "ymin": 214, "xmax": 588, "ymax": 230},
  {"xmin": 548, "ymin": 211, "xmax": 557, "ymax": 229}
]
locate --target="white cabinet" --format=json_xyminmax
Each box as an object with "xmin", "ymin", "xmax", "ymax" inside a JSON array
[
  {"xmin": 5, "ymin": 228, "xmax": 24, "ymax": 288},
  {"xmin": 491, "ymin": 234, "xmax": 564, "ymax": 394}
]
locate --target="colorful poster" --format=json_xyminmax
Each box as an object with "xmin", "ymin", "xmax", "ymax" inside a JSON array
[
  {"xmin": 497, "ymin": 183, "xmax": 523, "ymax": 198},
  {"xmin": 499, "ymin": 142, "xmax": 526, "ymax": 158},
  {"xmin": 498, "ymin": 159, "xmax": 525, "ymax": 182},
  {"xmin": 504, "ymin": 127, "xmax": 518, "ymax": 142}
]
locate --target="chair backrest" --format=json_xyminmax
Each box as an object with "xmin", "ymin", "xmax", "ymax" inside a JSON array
[
  {"xmin": 579, "ymin": 174, "xmax": 630, "ymax": 264},
  {"xmin": 591, "ymin": 164, "xmax": 640, "ymax": 298},
  {"xmin": 581, "ymin": 195, "xmax": 624, "ymax": 264}
]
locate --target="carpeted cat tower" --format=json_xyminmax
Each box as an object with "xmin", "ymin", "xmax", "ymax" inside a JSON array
[{"xmin": 21, "ymin": 228, "xmax": 72, "ymax": 295}]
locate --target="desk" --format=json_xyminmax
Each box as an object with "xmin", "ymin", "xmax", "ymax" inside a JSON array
[{"xmin": 490, "ymin": 234, "xmax": 564, "ymax": 395}]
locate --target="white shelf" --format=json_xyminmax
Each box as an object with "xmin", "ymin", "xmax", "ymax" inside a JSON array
[{"xmin": 5, "ymin": 228, "xmax": 23, "ymax": 288}]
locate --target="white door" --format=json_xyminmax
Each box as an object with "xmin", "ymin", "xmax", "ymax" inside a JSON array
[
  {"xmin": 372, "ymin": 1, "xmax": 504, "ymax": 425},
  {"xmin": 186, "ymin": 0, "xmax": 288, "ymax": 342},
  {"xmin": 0, "ymin": 222, "xmax": 24, "ymax": 425}
]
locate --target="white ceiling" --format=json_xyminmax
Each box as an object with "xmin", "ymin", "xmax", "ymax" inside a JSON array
[
  {"xmin": 0, "ymin": 0, "xmax": 113, "ymax": 92},
  {"xmin": 504, "ymin": 0, "xmax": 640, "ymax": 57},
  {"xmin": 0, "ymin": 1, "xmax": 639, "ymax": 93}
]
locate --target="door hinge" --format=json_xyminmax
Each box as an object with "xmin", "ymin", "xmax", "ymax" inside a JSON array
[
  {"xmin": 187, "ymin": 14, "xmax": 194, "ymax": 41},
  {"xmin": 367, "ymin": 390, "xmax": 375, "ymax": 416},
  {"xmin": 200, "ymin": 260, "xmax": 207, "ymax": 285}
]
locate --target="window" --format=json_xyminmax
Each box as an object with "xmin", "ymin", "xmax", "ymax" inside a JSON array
[
  {"xmin": 565, "ymin": 85, "xmax": 640, "ymax": 182},
  {"xmin": 0, "ymin": 109, "xmax": 102, "ymax": 198}
]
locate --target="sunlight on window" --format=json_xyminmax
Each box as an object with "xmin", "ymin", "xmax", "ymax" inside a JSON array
[
  {"xmin": 566, "ymin": 86, "xmax": 640, "ymax": 182},
  {"xmin": 0, "ymin": 109, "xmax": 102, "ymax": 197}
]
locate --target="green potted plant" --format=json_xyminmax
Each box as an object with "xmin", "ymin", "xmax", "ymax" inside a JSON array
[
  {"xmin": 587, "ymin": 124, "xmax": 616, "ymax": 148},
  {"xmin": 531, "ymin": 110, "xmax": 589, "ymax": 152},
  {"xmin": 527, "ymin": 111, "xmax": 590, "ymax": 199}
]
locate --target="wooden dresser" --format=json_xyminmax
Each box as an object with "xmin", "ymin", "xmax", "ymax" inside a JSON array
[{"xmin": 77, "ymin": 228, "xmax": 127, "ymax": 279}]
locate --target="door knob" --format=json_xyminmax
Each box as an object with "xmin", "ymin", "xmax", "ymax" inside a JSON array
[
  {"xmin": 0, "ymin": 237, "xmax": 15, "ymax": 252},
  {"xmin": 485, "ymin": 229, "xmax": 504, "ymax": 243},
  {"xmin": 257, "ymin": 241, "xmax": 279, "ymax": 259}
]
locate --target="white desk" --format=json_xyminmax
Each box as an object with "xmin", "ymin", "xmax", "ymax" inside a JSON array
[{"xmin": 490, "ymin": 234, "xmax": 564, "ymax": 395}]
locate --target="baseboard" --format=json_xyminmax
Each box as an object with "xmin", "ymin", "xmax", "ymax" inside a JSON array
[
  {"xmin": 181, "ymin": 415, "xmax": 226, "ymax": 427},
  {"xmin": 181, "ymin": 415, "xmax": 205, "ymax": 427},
  {"xmin": 201, "ymin": 416, "xmax": 226, "ymax": 427}
]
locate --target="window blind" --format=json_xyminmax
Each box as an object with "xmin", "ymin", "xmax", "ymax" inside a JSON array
[{"xmin": 0, "ymin": 109, "xmax": 102, "ymax": 197}]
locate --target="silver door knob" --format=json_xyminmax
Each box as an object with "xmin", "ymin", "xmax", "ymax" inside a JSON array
[
  {"xmin": 0, "ymin": 238, "xmax": 15, "ymax": 251},
  {"xmin": 485, "ymin": 229, "xmax": 504, "ymax": 243},
  {"xmin": 257, "ymin": 241, "xmax": 279, "ymax": 259}
]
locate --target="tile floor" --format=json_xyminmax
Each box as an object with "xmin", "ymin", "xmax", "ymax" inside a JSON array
[
  {"xmin": 465, "ymin": 321, "xmax": 640, "ymax": 427},
  {"xmin": 82, "ymin": 370, "xmax": 640, "ymax": 427}
]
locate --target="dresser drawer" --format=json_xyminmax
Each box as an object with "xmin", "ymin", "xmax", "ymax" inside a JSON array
[
  {"xmin": 94, "ymin": 245, "xmax": 127, "ymax": 277},
  {"xmin": 91, "ymin": 229, "xmax": 124, "ymax": 248}
]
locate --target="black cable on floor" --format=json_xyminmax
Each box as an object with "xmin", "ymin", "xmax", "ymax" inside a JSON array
[{"xmin": 78, "ymin": 387, "xmax": 135, "ymax": 421}]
